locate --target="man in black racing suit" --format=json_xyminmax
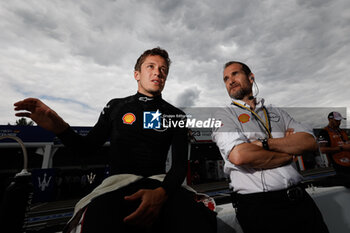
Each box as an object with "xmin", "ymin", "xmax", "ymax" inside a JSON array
[
  {"xmin": 60, "ymin": 92, "xmax": 188, "ymax": 193},
  {"xmin": 14, "ymin": 48, "xmax": 217, "ymax": 233}
]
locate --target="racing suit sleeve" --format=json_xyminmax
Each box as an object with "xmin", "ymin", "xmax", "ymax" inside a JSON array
[
  {"xmin": 56, "ymin": 101, "xmax": 113, "ymax": 154},
  {"xmin": 160, "ymin": 118, "xmax": 189, "ymax": 195}
]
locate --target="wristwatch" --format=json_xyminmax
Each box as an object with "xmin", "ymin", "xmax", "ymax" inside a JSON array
[{"xmin": 259, "ymin": 138, "xmax": 269, "ymax": 150}]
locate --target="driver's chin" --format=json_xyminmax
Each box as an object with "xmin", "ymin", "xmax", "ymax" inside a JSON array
[{"xmin": 148, "ymin": 88, "xmax": 162, "ymax": 96}]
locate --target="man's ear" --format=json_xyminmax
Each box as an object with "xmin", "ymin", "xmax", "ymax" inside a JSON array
[
  {"xmin": 134, "ymin": 71, "xmax": 140, "ymax": 81},
  {"xmin": 249, "ymin": 73, "xmax": 255, "ymax": 84}
]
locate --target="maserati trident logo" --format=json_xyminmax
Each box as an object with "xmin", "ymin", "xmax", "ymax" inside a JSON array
[
  {"xmin": 38, "ymin": 173, "xmax": 52, "ymax": 191},
  {"xmin": 87, "ymin": 172, "xmax": 96, "ymax": 184}
]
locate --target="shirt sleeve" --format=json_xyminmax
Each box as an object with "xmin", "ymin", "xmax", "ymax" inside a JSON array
[
  {"xmin": 212, "ymin": 108, "xmax": 249, "ymax": 160},
  {"xmin": 278, "ymin": 108, "xmax": 314, "ymax": 136}
]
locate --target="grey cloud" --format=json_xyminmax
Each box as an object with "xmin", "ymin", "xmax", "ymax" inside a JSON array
[
  {"xmin": 14, "ymin": 8, "xmax": 58, "ymax": 31},
  {"xmin": 176, "ymin": 87, "xmax": 201, "ymax": 107},
  {"xmin": 1, "ymin": 0, "xmax": 349, "ymax": 126},
  {"xmin": 296, "ymin": 0, "xmax": 332, "ymax": 8}
]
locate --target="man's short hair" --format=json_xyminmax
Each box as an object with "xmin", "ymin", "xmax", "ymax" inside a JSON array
[
  {"xmin": 134, "ymin": 47, "xmax": 171, "ymax": 74},
  {"xmin": 224, "ymin": 61, "xmax": 251, "ymax": 76}
]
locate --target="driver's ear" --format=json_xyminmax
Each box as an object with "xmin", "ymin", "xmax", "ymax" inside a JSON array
[{"xmin": 134, "ymin": 71, "xmax": 140, "ymax": 81}]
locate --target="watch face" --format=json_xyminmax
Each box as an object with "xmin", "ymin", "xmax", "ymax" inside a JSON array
[{"xmin": 261, "ymin": 138, "xmax": 269, "ymax": 150}]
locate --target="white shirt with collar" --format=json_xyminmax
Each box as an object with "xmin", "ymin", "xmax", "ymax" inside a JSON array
[{"xmin": 212, "ymin": 98, "xmax": 314, "ymax": 194}]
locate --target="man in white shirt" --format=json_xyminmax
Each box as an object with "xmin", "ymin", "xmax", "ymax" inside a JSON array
[{"xmin": 212, "ymin": 61, "xmax": 329, "ymax": 233}]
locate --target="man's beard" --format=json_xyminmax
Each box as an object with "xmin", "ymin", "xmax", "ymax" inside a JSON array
[{"xmin": 230, "ymin": 86, "xmax": 251, "ymax": 100}]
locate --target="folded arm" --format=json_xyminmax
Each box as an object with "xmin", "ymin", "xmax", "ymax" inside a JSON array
[
  {"xmin": 267, "ymin": 132, "xmax": 318, "ymax": 155},
  {"xmin": 229, "ymin": 143, "xmax": 292, "ymax": 169},
  {"xmin": 229, "ymin": 132, "xmax": 317, "ymax": 169}
]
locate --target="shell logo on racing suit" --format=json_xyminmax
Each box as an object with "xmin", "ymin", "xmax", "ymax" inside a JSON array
[{"xmin": 122, "ymin": 113, "xmax": 136, "ymax": 125}]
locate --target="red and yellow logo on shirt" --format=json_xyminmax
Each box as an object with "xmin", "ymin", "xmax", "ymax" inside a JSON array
[
  {"xmin": 122, "ymin": 113, "xmax": 136, "ymax": 125},
  {"xmin": 238, "ymin": 113, "xmax": 250, "ymax": 123}
]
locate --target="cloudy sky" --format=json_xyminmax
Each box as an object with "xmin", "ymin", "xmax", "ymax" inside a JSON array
[{"xmin": 1, "ymin": 0, "xmax": 349, "ymax": 128}]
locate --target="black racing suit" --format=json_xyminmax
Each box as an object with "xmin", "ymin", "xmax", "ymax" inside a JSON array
[
  {"xmin": 60, "ymin": 92, "xmax": 217, "ymax": 233},
  {"xmin": 58, "ymin": 92, "xmax": 188, "ymax": 194}
]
